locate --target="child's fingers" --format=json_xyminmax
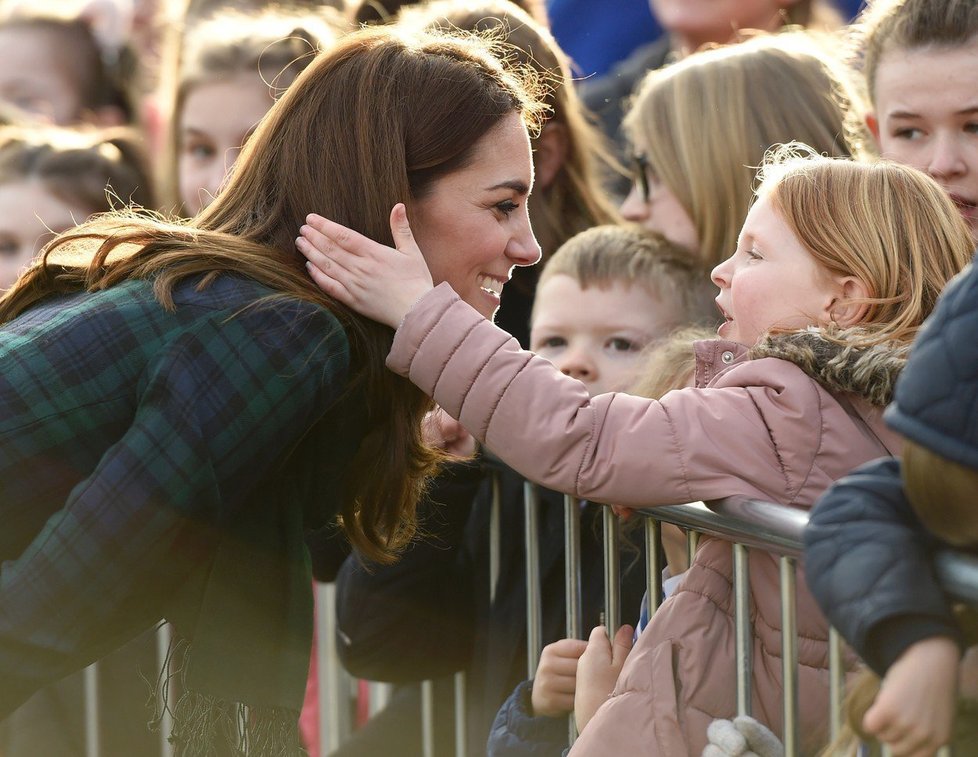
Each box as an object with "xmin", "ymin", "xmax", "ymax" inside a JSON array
[
  {"xmin": 611, "ymin": 624, "xmax": 634, "ymax": 667},
  {"xmin": 547, "ymin": 638, "xmax": 588, "ymax": 658}
]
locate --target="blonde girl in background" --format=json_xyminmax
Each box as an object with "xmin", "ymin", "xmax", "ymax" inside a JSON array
[
  {"xmin": 158, "ymin": 6, "xmax": 339, "ymax": 215},
  {"xmin": 854, "ymin": 0, "xmax": 978, "ymax": 242},
  {"xmin": 0, "ymin": 125, "xmax": 153, "ymax": 290},
  {"xmin": 297, "ymin": 146, "xmax": 973, "ymax": 754},
  {"xmin": 620, "ymin": 31, "xmax": 868, "ymax": 269}
]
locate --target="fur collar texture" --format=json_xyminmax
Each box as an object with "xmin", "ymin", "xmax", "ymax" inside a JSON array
[{"xmin": 750, "ymin": 328, "xmax": 909, "ymax": 408}]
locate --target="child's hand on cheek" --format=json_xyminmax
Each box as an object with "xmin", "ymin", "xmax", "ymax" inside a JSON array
[
  {"xmin": 574, "ymin": 624, "xmax": 633, "ymax": 733},
  {"xmin": 530, "ymin": 638, "xmax": 588, "ymax": 717}
]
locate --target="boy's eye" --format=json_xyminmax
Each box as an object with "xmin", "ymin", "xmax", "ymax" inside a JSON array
[
  {"xmin": 536, "ymin": 335, "xmax": 566, "ymax": 349},
  {"xmin": 0, "ymin": 235, "xmax": 19, "ymax": 257},
  {"xmin": 965, "ymin": 123, "xmax": 978, "ymax": 135},
  {"xmin": 746, "ymin": 248, "xmax": 763, "ymax": 261},
  {"xmin": 892, "ymin": 127, "xmax": 924, "ymax": 140},
  {"xmin": 607, "ymin": 337, "xmax": 638, "ymax": 352}
]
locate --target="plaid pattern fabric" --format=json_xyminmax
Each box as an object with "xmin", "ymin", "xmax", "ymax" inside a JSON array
[{"xmin": 0, "ymin": 274, "xmax": 353, "ymax": 718}]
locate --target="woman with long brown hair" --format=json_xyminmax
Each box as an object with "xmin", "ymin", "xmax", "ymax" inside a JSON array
[{"xmin": 0, "ymin": 26, "xmax": 544, "ymax": 754}]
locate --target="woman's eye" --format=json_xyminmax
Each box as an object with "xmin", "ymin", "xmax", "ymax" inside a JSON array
[
  {"xmin": 0, "ymin": 237, "xmax": 18, "ymax": 257},
  {"xmin": 183, "ymin": 142, "xmax": 216, "ymax": 160},
  {"xmin": 495, "ymin": 200, "xmax": 519, "ymax": 216},
  {"xmin": 965, "ymin": 123, "xmax": 978, "ymax": 135}
]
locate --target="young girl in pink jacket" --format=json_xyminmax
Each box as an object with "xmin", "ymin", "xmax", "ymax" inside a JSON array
[{"xmin": 296, "ymin": 147, "xmax": 973, "ymax": 754}]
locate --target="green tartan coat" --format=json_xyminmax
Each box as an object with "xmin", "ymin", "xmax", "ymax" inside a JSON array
[{"xmin": 0, "ymin": 273, "xmax": 361, "ymax": 728}]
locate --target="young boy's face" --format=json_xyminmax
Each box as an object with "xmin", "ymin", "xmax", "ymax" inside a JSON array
[{"xmin": 530, "ymin": 274, "xmax": 674, "ymax": 397}]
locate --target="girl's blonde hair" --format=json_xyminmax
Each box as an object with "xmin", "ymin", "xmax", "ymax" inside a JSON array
[
  {"xmin": 158, "ymin": 6, "xmax": 340, "ymax": 210},
  {"xmin": 854, "ymin": 0, "xmax": 978, "ymax": 106},
  {"xmin": 758, "ymin": 145, "xmax": 974, "ymax": 348},
  {"xmin": 534, "ymin": 224, "xmax": 716, "ymax": 328},
  {"xmin": 624, "ymin": 31, "xmax": 868, "ymax": 268}
]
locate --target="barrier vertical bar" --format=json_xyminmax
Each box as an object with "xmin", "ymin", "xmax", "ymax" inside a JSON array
[
  {"xmin": 421, "ymin": 680, "xmax": 435, "ymax": 757},
  {"xmin": 83, "ymin": 662, "xmax": 100, "ymax": 757},
  {"xmin": 780, "ymin": 556, "xmax": 799, "ymax": 756},
  {"xmin": 733, "ymin": 543, "xmax": 752, "ymax": 717},
  {"xmin": 490, "ymin": 472, "xmax": 501, "ymax": 604},
  {"xmin": 368, "ymin": 682, "xmax": 392, "ymax": 717},
  {"xmin": 828, "ymin": 627, "xmax": 845, "ymax": 741},
  {"xmin": 317, "ymin": 581, "xmax": 352, "ymax": 754},
  {"xmin": 156, "ymin": 624, "xmax": 175, "ymax": 757},
  {"xmin": 645, "ymin": 518, "xmax": 663, "ymax": 614},
  {"xmin": 602, "ymin": 506, "xmax": 621, "ymax": 638},
  {"xmin": 686, "ymin": 529, "xmax": 700, "ymax": 565},
  {"xmin": 564, "ymin": 495, "xmax": 583, "ymax": 745},
  {"xmin": 524, "ymin": 481, "xmax": 543, "ymax": 677},
  {"xmin": 454, "ymin": 671, "xmax": 467, "ymax": 757}
]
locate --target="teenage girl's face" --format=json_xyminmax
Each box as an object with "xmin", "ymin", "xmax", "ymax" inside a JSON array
[
  {"xmin": 650, "ymin": 0, "xmax": 788, "ymax": 52},
  {"xmin": 531, "ymin": 274, "xmax": 672, "ymax": 397},
  {"xmin": 620, "ymin": 155, "xmax": 700, "ymax": 256},
  {"xmin": 0, "ymin": 27, "xmax": 85, "ymax": 125},
  {"xmin": 409, "ymin": 112, "xmax": 541, "ymax": 320},
  {"xmin": 870, "ymin": 44, "xmax": 978, "ymax": 240},
  {"xmin": 711, "ymin": 194, "xmax": 839, "ymax": 346},
  {"xmin": 178, "ymin": 73, "xmax": 277, "ymax": 216},
  {"xmin": 0, "ymin": 178, "xmax": 89, "ymax": 290}
]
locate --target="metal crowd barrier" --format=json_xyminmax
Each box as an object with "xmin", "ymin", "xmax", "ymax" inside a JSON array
[{"xmin": 22, "ymin": 475, "xmax": 978, "ymax": 756}]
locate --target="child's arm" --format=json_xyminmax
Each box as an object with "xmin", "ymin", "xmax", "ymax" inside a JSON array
[
  {"xmin": 805, "ymin": 457, "xmax": 963, "ymax": 676},
  {"xmin": 574, "ymin": 624, "xmax": 634, "ymax": 733},
  {"xmin": 862, "ymin": 636, "xmax": 960, "ymax": 756}
]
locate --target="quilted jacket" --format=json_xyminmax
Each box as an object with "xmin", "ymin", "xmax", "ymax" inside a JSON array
[
  {"xmin": 385, "ymin": 283, "xmax": 906, "ymax": 755},
  {"xmin": 806, "ymin": 258, "xmax": 978, "ymax": 676}
]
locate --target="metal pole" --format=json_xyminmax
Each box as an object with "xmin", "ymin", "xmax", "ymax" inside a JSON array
[
  {"xmin": 686, "ymin": 529, "xmax": 700, "ymax": 565},
  {"xmin": 645, "ymin": 518, "xmax": 663, "ymax": 614},
  {"xmin": 421, "ymin": 680, "xmax": 435, "ymax": 757},
  {"xmin": 603, "ymin": 506, "xmax": 621, "ymax": 639},
  {"xmin": 828, "ymin": 627, "xmax": 845, "ymax": 741},
  {"xmin": 780, "ymin": 556, "xmax": 799, "ymax": 756},
  {"xmin": 564, "ymin": 495, "xmax": 583, "ymax": 746},
  {"xmin": 317, "ymin": 582, "xmax": 351, "ymax": 754},
  {"xmin": 156, "ymin": 624, "xmax": 174, "ymax": 757},
  {"xmin": 733, "ymin": 543, "xmax": 752, "ymax": 717},
  {"xmin": 454, "ymin": 671, "xmax": 467, "ymax": 757},
  {"xmin": 524, "ymin": 481, "xmax": 543, "ymax": 677},
  {"xmin": 490, "ymin": 472, "xmax": 501, "ymax": 604},
  {"xmin": 368, "ymin": 682, "xmax": 393, "ymax": 717},
  {"xmin": 84, "ymin": 662, "xmax": 100, "ymax": 757}
]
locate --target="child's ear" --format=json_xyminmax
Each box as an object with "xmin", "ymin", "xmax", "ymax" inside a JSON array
[
  {"xmin": 865, "ymin": 112, "xmax": 881, "ymax": 147},
  {"xmin": 828, "ymin": 276, "xmax": 871, "ymax": 328},
  {"xmin": 533, "ymin": 121, "xmax": 569, "ymax": 192}
]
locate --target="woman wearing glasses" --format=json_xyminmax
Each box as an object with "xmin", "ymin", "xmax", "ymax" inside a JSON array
[{"xmin": 620, "ymin": 31, "xmax": 867, "ymax": 269}]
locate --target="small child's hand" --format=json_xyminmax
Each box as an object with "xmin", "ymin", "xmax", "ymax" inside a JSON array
[
  {"xmin": 574, "ymin": 624, "xmax": 633, "ymax": 733},
  {"xmin": 863, "ymin": 636, "xmax": 960, "ymax": 756},
  {"xmin": 530, "ymin": 638, "xmax": 588, "ymax": 717},
  {"xmin": 421, "ymin": 407, "xmax": 476, "ymax": 458}
]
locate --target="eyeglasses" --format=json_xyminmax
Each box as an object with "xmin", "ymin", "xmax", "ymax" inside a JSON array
[{"xmin": 631, "ymin": 153, "xmax": 651, "ymax": 203}]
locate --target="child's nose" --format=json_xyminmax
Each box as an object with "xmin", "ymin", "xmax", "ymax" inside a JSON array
[
  {"xmin": 557, "ymin": 348, "xmax": 596, "ymax": 382},
  {"xmin": 620, "ymin": 184, "xmax": 649, "ymax": 223}
]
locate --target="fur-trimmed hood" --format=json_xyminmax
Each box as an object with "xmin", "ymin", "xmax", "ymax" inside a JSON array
[{"xmin": 750, "ymin": 328, "xmax": 909, "ymax": 408}]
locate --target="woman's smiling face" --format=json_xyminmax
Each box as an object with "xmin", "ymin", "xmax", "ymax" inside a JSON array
[{"xmin": 409, "ymin": 112, "xmax": 542, "ymax": 319}]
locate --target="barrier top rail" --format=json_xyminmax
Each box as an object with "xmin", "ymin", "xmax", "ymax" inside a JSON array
[{"xmin": 643, "ymin": 496, "xmax": 978, "ymax": 604}]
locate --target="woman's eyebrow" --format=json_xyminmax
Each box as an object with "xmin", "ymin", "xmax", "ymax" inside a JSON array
[{"xmin": 485, "ymin": 179, "xmax": 530, "ymax": 195}]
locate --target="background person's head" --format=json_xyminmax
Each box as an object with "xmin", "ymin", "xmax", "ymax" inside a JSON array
[
  {"xmin": 0, "ymin": 12, "xmax": 134, "ymax": 126},
  {"xmin": 162, "ymin": 7, "xmax": 339, "ymax": 215},
  {"xmin": 0, "ymin": 124, "xmax": 152, "ymax": 289},
  {"xmin": 856, "ymin": 0, "xmax": 978, "ymax": 240},
  {"xmin": 621, "ymin": 31, "xmax": 867, "ymax": 270},
  {"xmin": 530, "ymin": 224, "xmax": 716, "ymax": 396}
]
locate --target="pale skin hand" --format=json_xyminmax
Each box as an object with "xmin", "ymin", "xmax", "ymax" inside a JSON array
[
  {"xmin": 296, "ymin": 204, "xmax": 434, "ymax": 329},
  {"xmin": 574, "ymin": 624, "xmax": 634, "ymax": 733},
  {"xmin": 531, "ymin": 638, "xmax": 588, "ymax": 717},
  {"xmin": 863, "ymin": 636, "xmax": 960, "ymax": 757},
  {"xmin": 422, "ymin": 406, "xmax": 476, "ymax": 459}
]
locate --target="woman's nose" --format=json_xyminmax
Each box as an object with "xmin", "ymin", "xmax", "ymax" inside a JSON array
[{"xmin": 508, "ymin": 212, "xmax": 542, "ymax": 266}]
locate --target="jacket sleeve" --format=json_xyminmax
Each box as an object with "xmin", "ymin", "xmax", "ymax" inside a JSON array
[
  {"xmin": 388, "ymin": 284, "xmax": 813, "ymax": 508},
  {"xmin": 487, "ymin": 679, "xmax": 573, "ymax": 757},
  {"xmin": 335, "ymin": 459, "xmax": 485, "ymax": 682},
  {"xmin": 0, "ymin": 299, "xmax": 349, "ymax": 719},
  {"xmin": 804, "ymin": 456, "xmax": 963, "ymax": 676}
]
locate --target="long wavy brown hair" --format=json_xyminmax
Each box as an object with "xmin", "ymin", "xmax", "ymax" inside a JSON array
[{"xmin": 0, "ymin": 27, "xmax": 545, "ymax": 563}]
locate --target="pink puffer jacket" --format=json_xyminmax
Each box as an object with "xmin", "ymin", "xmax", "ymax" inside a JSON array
[{"xmin": 388, "ymin": 284, "xmax": 904, "ymax": 755}]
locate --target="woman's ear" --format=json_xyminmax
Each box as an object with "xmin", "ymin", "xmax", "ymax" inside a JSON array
[
  {"xmin": 533, "ymin": 121, "xmax": 569, "ymax": 192},
  {"xmin": 828, "ymin": 276, "xmax": 872, "ymax": 328}
]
